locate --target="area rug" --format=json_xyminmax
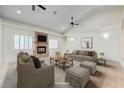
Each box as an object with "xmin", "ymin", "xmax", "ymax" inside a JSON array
[{"xmin": 1, "ymin": 61, "xmax": 80, "ymax": 88}]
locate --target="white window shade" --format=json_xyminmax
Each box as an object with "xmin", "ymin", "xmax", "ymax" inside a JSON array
[
  {"xmin": 20, "ymin": 35, "xmax": 24, "ymax": 49},
  {"xmin": 14, "ymin": 34, "xmax": 33, "ymax": 50},
  {"xmin": 49, "ymin": 39, "xmax": 57, "ymax": 49},
  {"xmin": 29, "ymin": 36, "xmax": 33, "ymax": 49},
  {"xmin": 15, "ymin": 35, "xmax": 19, "ymax": 50},
  {"xmin": 24, "ymin": 36, "xmax": 28, "ymax": 49}
]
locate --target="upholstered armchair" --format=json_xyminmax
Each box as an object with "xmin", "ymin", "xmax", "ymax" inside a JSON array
[{"xmin": 17, "ymin": 52, "xmax": 54, "ymax": 88}]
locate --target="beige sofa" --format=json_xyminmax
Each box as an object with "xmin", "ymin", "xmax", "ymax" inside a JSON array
[
  {"xmin": 17, "ymin": 52, "xmax": 54, "ymax": 88},
  {"xmin": 69, "ymin": 50, "xmax": 97, "ymax": 62}
]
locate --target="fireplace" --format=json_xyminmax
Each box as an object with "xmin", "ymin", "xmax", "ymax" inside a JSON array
[{"xmin": 37, "ymin": 46, "xmax": 46, "ymax": 54}]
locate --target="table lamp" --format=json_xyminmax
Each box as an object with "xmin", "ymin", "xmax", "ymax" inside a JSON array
[{"xmin": 99, "ymin": 52, "xmax": 104, "ymax": 59}]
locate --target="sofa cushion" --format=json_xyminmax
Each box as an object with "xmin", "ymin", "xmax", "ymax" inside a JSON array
[
  {"xmin": 73, "ymin": 55, "xmax": 82, "ymax": 58},
  {"xmin": 72, "ymin": 50, "xmax": 78, "ymax": 55},
  {"xmin": 20, "ymin": 53, "xmax": 31, "ymax": 63},
  {"xmin": 31, "ymin": 56, "xmax": 41, "ymax": 69},
  {"xmin": 70, "ymin": 54, "xmax": 77, "ymax": 58},
  {"xmin": 82, "ymin": 56, "xmax": 92, "ymax": 60}
]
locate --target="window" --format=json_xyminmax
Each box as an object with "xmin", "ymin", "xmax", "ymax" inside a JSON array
[
  {"xmin": 15, "ymin": 35, "xmax": 19, "ymax": 49},
  {"xmin": 24, "ymin": 36, "xmax": 29, "ymax": 49},
  {"xmin": 29, "ymin": 36, "xmax": 33, "ymax": 49},
  {"xmin": 49, "ymin": 39, "xmax": 57, "ymax": 49},
  {"xmin": 20, "ymin": 35, "xmax": 24, "ymax": 49},
  {"xmin": 14, "ymin": 34, "xmax": 33, "ymax": 50}
]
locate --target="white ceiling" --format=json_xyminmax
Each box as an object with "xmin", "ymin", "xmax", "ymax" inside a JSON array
[{"xmin": 0, "ymin": 5, "xmax": 123, "ymax": 33}]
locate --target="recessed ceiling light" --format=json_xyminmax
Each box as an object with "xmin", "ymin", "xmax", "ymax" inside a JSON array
[
  {"xmin": 70, "ymin": 38, "xmax": 74, "ymax": 41},
  {"xmin": 53, "ymin": 11, "xmax": 57, "ymax": 15},
  {"xmin": 16, "ymin": 10, "xmax": 21, "ymax": 14}
]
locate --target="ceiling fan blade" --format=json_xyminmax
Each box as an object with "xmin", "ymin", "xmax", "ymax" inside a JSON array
[
  {"xmin": 37, "ymin": 5, "xmax": 46, "ymax": 10},
  {"xmin": 68, "ymin": 17, "xmax": 79, "ymax": 27},
  {"xmin": 32, "ymin": 5, "xmax": 35, "ymax": 11},
  {"xmin": 74, "ymin": 24, "xmax": 79, "ymax": 25}
]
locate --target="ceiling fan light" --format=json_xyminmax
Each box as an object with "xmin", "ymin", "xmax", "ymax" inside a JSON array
[{"xmin": 69, "ymin": 17, "xmax": 79, "ymax": 27}]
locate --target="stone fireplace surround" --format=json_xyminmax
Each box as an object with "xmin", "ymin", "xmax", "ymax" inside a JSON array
[{"xmin": 34, "ymin": 32, "xmax": 48, "ymax": 58}]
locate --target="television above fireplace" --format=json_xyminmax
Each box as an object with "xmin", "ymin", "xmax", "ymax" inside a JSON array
[
  {"xmin": 37, "ymin": 35, "xmax": 47, "ymax": 42},
  {"xmin": 37, "ymin": 46, "xmax": 46, "ymax": 54}
]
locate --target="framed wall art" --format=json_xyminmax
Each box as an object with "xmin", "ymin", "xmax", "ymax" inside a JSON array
[{"xmin": 81, "ymin": 37, "xmax": 93, "ymax": 49}]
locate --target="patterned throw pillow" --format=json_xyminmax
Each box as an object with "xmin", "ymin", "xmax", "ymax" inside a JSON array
[{"xmin": 87, "ymin": 51, "xmax": 95, "ymax": 57}]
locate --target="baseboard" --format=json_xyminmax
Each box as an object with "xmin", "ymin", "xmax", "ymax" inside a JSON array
[{"xmin": 120, "ymin": 60, "xmax": 124, "ymax": 69}]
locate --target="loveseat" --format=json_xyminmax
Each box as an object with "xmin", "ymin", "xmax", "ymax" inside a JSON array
[
  {"xmin": 69, "ymin": 50, "xmax": 97, "ymax": 62},
  {"xmin": 17, "ymin": 52, "xmax": 54, "ymax": 88}
]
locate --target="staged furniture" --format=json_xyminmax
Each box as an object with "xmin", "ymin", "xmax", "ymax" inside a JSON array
[
  {"xmin": 80, "ymin": 61, "xmax": 96, "ymax": 75},
  {"xmin": 65, "ymin": 66, "xmax": 90, "ymax": 88},
  {"xmin": 50, "ymin": 56, "xmax": 73, "ymax": 70},
  {"xmin": 17, "ymin": 52, "xmax": 54, "ymax": 88},
  {"xmin": 69, "ymin": 50, "xmax": 97, "ymax": 62},
  {"xmin": 97, "ymin": 58, "xmax": 106, "ymax": 66}
]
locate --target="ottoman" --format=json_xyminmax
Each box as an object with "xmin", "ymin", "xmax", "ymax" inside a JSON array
[
  {"xmin": 65, "ymin": 67, "xmax": 90, "ymax": 88},
  {"xmin": 80, "ymin": 61, "xmax": 96, "ymax": 75}
]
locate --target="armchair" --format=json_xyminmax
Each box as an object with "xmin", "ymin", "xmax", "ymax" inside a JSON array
[{"xmin": 17, "ymin": 52, "xmax": 54, "ymax": 88}]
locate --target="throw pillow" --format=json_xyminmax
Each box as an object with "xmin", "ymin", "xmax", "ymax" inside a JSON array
[
  {"xmin": 87, "ymin": 51, "xmax": 91, "ymax": 56},
  {"xmin": 21, "ymin": 53, "xmax": 31, "ymax": 63},
  {"xmin": 87, "ymin": 51, "xmax": 95, "ymax": 57},
  {"xmin": 91, "ymin": 51, "xmax": 95, "ymax": 56},
  {"xmin": 76, "ymin": 50, "xmax": 80, "ymax": 55},
  {"xmin": 84, "ymin": 51, "xmax": 87, "ymax": 56},
  {"xmin": 31, "ymin": 56, "xmax": 41, "ymax": 69}
]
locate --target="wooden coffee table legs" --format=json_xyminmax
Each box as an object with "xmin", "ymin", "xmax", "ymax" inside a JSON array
[
  {"xmin": 63, "ymin": 62, "xmax": 65, "ymax": 70},
  {"xmin": 50, "ymin": 58, "xmax": 57, "ymax": 65},
  {"xmin": 50, "ymin": 57, "xmax": 73, "ymax": 71},
  {"xmin": 63, "ymin": 60, "xmax": 73, "ymax": 71}
]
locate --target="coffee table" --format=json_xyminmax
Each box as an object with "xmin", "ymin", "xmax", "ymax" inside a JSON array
[{"xmin": 50, "ymin": 56, "xmax": 73, "ymax": 70}]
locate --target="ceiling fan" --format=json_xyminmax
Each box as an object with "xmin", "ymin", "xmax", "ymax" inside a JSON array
[
  {"xmin": 69, "ymin": 17, "xmax": 79, "ymax": 27},
  {"xmin": 32, "ymin": 5, "xmax": 46, "ymax": 11}
]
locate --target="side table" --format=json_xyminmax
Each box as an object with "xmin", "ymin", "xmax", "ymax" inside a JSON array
[{"xmin": 97, "ymin": 58, "xmax": 106, "ymax": 66}]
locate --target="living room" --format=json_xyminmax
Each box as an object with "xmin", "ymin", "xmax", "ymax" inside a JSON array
[{"xmin": 0, "ymin": 4, "xmax": 124, "ymax": 88}]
